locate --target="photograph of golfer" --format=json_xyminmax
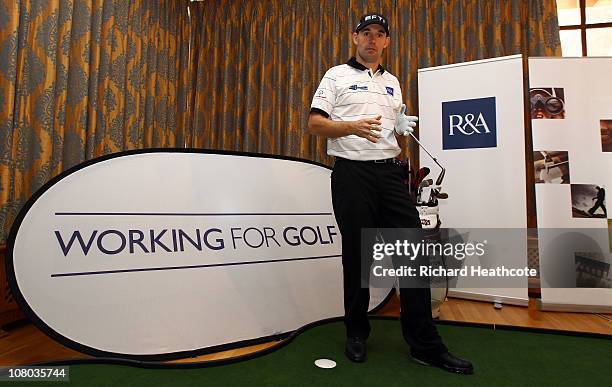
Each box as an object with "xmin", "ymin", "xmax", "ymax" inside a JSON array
[
  {"xmin": 571, "ymin": 184, "xmax": 607, "ymax": 218},
  {"xmin": 533, "ymin": 151, "xmax": 570, "ymax": 184}
]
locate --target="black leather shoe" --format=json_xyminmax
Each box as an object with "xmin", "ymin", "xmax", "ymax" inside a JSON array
[
  {"xmin": 345, "ymin": 337, "xmax": 367, "ymax": 363},
  {"xmin": 412, "ymin": 352, "xmax": 474, "ymax": 375}
]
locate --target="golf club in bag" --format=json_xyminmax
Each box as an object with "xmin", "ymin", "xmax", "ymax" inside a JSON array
[{"xmin": 403, "ymin": 132, "xmax": 449, "ymax": 318}]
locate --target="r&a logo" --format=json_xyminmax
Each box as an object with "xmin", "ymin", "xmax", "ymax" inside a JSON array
[
  {"xmin": 442, "ymin": 97, "xmax": 497, "ymax": 150},
  {"xmin": 448, "ymin": 113, "xmax": 490, "ymax": 135}
]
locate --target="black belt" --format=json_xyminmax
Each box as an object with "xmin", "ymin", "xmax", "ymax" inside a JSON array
[{"xmin": 335, "ymin": 157, "xmax": 399, "ymax": 164}]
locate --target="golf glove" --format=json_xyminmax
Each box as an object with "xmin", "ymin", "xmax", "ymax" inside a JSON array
[{"xmin": 395, "ymin": 104, "xmax": 418, "ymax": 136}]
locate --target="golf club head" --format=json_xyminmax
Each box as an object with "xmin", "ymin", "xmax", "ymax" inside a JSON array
[
  {"xmin": 419, "ymin": 178, "xmax": 433, "ymax": 188},
  {"xmin": 414, "ymin": 167, "xmax": 430, "ymax": 187},
  {"xmin": 419, "ymin": 167, "xmax": 431, "ymax": 179},
  {"xmin": 435, "ymin": 168, "xmax": 446, "ymax": 186}
]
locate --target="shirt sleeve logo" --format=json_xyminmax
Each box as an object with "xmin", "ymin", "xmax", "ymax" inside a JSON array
[
  {"xmin": 385, "ymin": 86, "xmax": 394, "ymax": 96},
  {"xmin": 315, "ymin": 89, "xmax": 326, "ymax": 99}
]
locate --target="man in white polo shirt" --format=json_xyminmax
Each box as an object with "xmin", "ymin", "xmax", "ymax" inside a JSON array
[{"xmin": 308, "ymin": 13, "xmax": 473, "ymax": 375}]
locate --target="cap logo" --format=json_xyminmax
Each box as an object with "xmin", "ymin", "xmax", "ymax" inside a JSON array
[
  {"xmin": 365, "ymin": 15, "xmax": 386, "ymax": 24},
  {"xmin": 356, "ymin": 13, "xmax": 389, "ymax": 33}
]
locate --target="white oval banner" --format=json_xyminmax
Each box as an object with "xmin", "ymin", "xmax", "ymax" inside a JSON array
[{"xmin": 7, "ymin": 150, "xmax": 391, "ymax": 359}]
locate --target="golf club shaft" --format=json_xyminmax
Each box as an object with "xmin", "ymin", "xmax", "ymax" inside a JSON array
[{"xmin": 408, "ymin": 132, "xmax": 446, "ymax": 185}]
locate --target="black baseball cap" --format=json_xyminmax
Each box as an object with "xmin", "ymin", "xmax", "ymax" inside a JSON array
[{"xmin": 355, "ymin": 13, "xmax": 389, "ymax": 35}]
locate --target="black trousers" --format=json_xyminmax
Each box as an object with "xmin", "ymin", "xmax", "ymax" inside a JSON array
[{"xmin": 331, "ymin": 157, "xmax": 447, "ymax": 356}]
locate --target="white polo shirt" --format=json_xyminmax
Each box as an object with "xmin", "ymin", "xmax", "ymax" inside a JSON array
[{"xmin": 310, "ymin": 57, "xmax": 403, "ymax": 161}]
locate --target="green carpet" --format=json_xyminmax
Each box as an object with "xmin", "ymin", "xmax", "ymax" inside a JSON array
[{"xmin": 19, "ymin": 320, "xmax": 612, "ymax": 386}]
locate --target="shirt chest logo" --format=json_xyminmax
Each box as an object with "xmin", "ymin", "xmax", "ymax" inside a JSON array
[
  {"xmin": 349, "ymin": 84, "xmax": 368, "ymax": 91},
  {"xmin": 386, "ymin": 86, "xmax": 394, "ymax": 96}
]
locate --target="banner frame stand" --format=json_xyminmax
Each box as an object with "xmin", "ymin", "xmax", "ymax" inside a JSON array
[
  {"xmin": 417, "ymin": 54, "xmax": 529, "ymax": 308},
  {"xmin": 447, "ymin": 290, "xmax": 529, "ymax": 307}
]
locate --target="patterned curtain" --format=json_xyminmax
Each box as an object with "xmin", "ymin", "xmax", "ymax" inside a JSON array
[
  {"xmin": 0, "ymin": 0, "xmax": 189, "ymax": 244},
  {"xmin": 0, "ymin": 0, "xmax": 560, "ymax": 245},
  {"xmin": 186, "ymin": 0, "xmax": 561, "ymax": 164}
]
